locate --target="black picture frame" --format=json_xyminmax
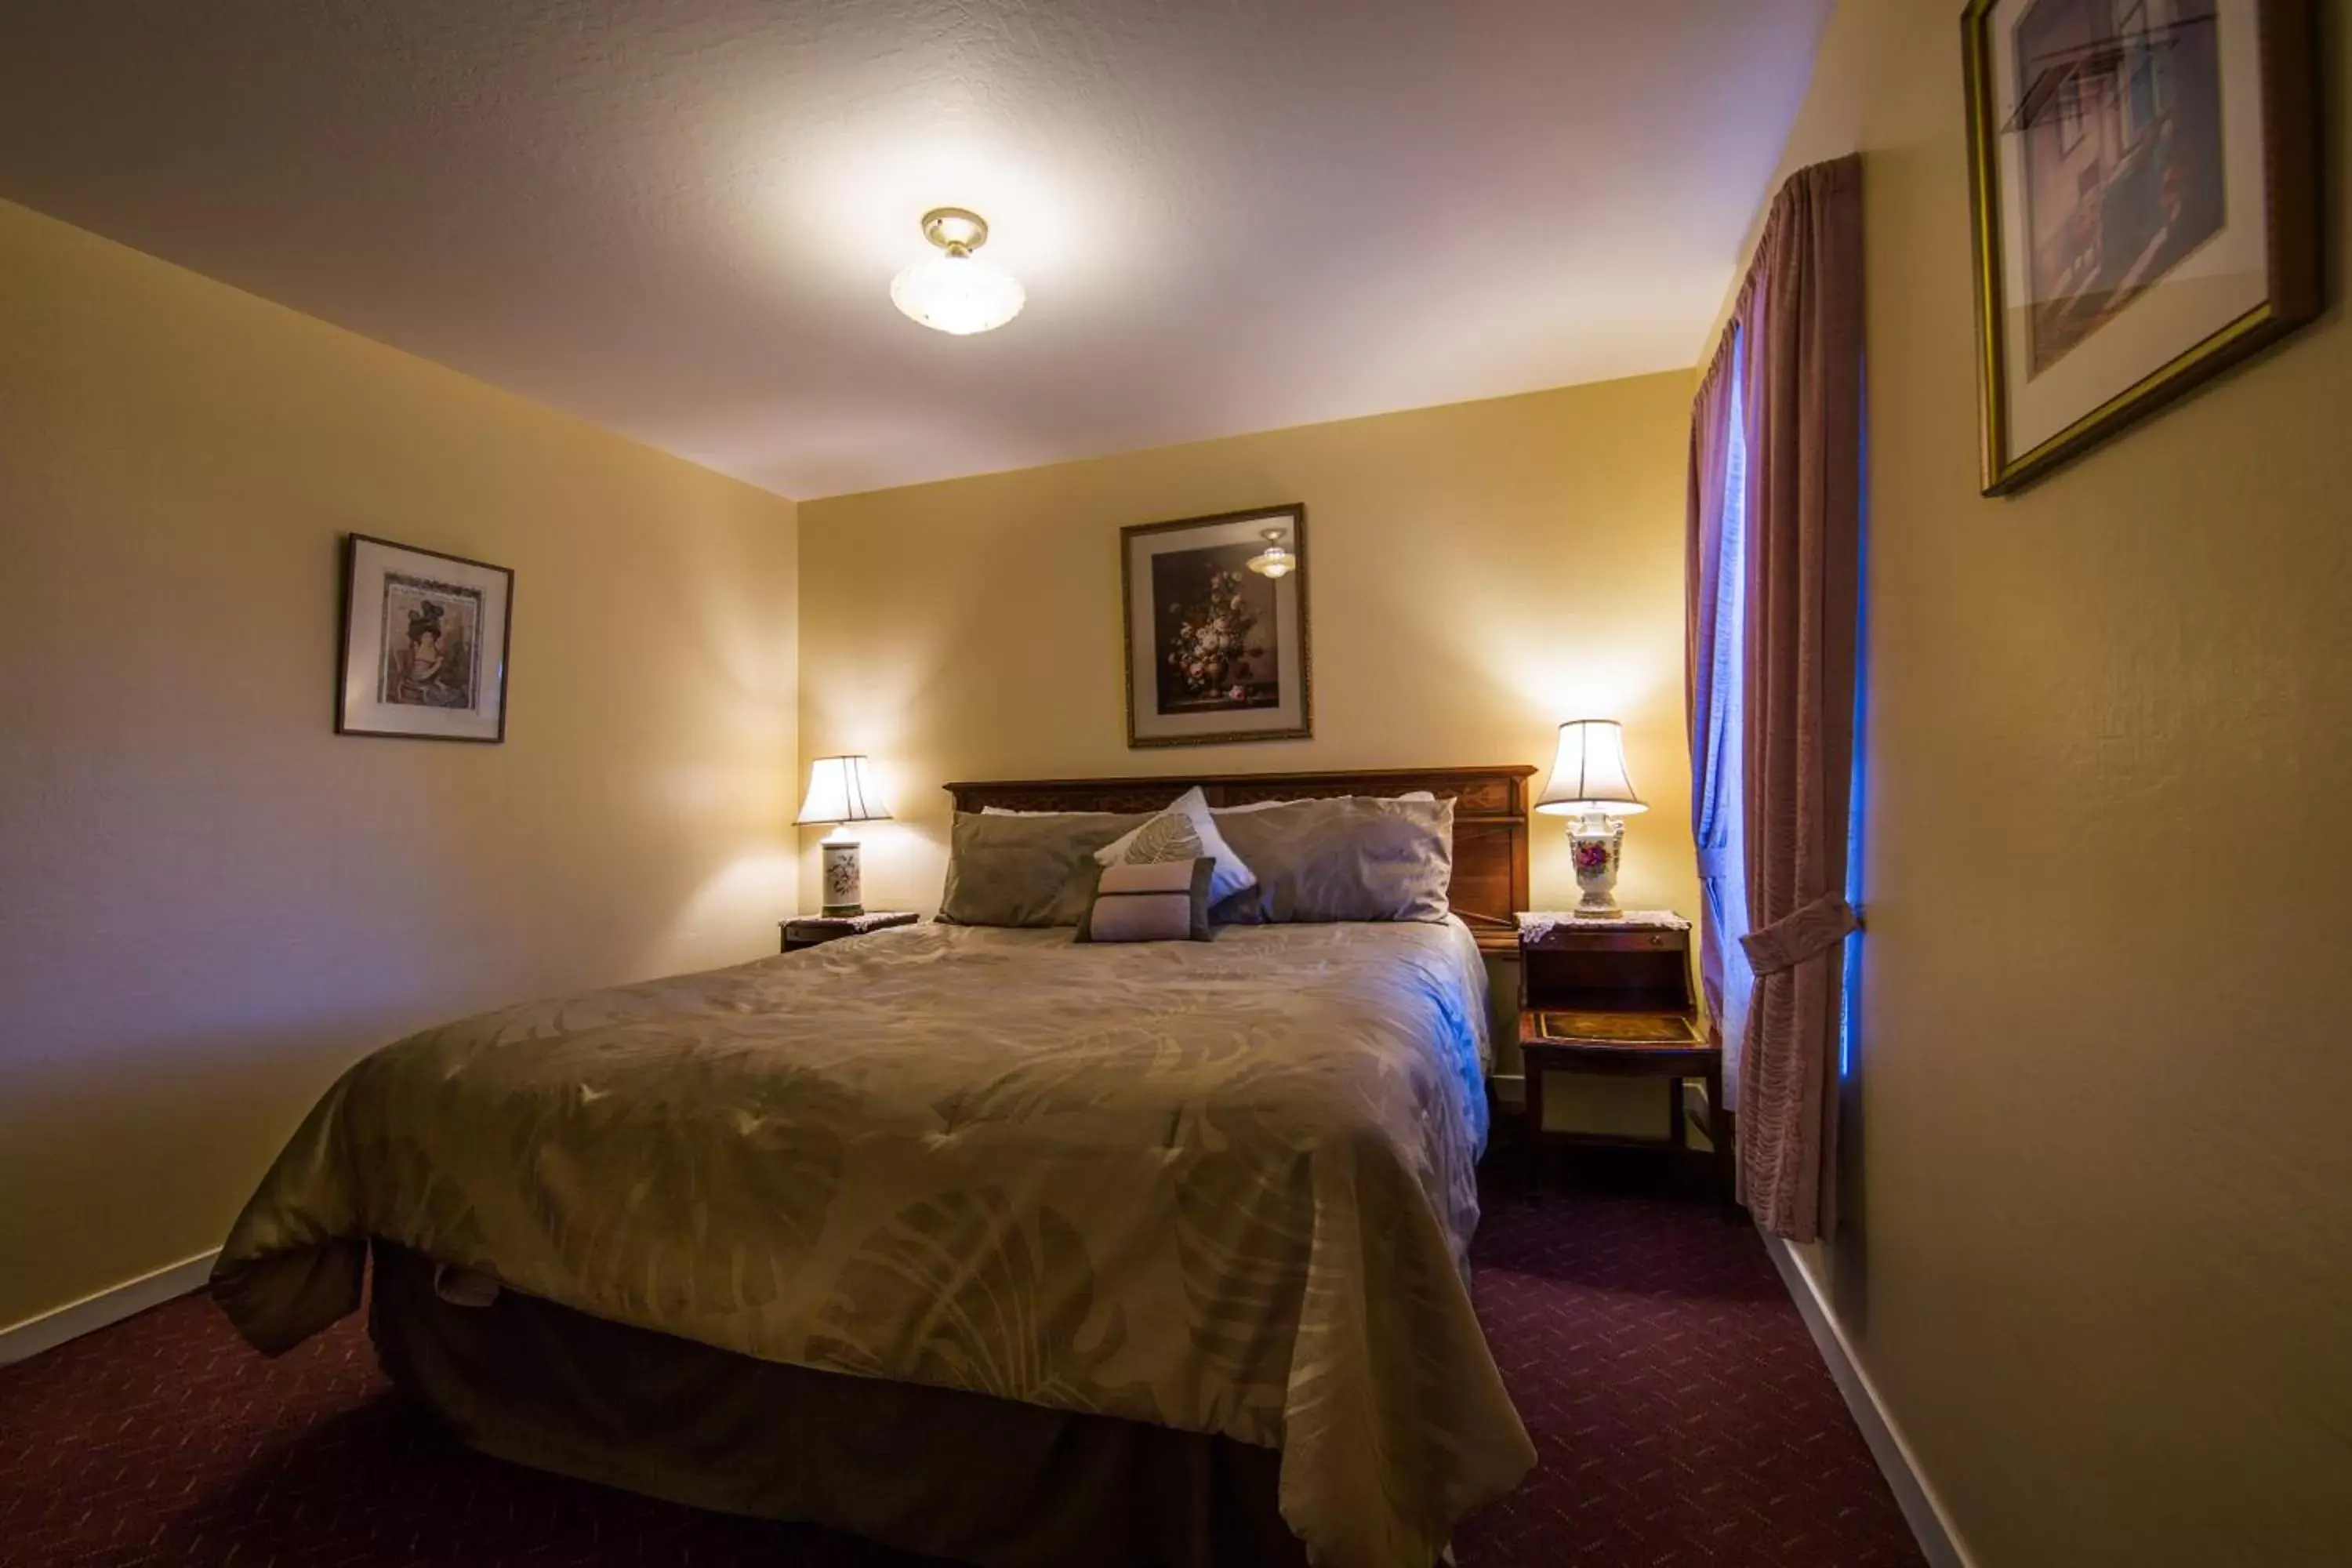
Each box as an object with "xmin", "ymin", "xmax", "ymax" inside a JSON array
[{"xmin": 334, "ymin": 532, "xmax": 515, "ymax": 742}]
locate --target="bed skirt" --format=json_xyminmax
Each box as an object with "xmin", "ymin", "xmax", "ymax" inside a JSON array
[{"xmin": 368, "ymin": 1243, "xmax": 1308, "ymax": 1568}]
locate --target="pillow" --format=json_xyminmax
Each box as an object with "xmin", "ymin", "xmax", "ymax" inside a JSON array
[
  {"xmin": 1074, "ymin": 857, "xmax": 1215, "ymax": 943},
  {"xmin": 936, "ymin": 810, "xmax": 1150, "ymax": 927},
  {"xmin": 1214, "ymin": 789, "xmax": 1436, "ymax": 815},
  {"xmin": 1210, "ymin": 796, "xmax": 1454, "ymax": 924},
  {"xmin": 1091, "ymin": 786, "xmax": 1257, "ymax": 904}
]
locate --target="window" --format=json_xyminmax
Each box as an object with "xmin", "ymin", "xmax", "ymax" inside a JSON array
[{"xmin": 1700, "ymin": 361, "xmax": 1755, "ymax": 1083}]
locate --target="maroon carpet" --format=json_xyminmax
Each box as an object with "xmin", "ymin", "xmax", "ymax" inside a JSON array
[{"xmin": 0, "ymin": 1192, "xmax": 1922, "ymax": 1567}]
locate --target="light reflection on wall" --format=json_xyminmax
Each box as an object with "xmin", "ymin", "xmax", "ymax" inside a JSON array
[{"xmin": 794, "ymin": 373, "xmax": 1699, "ymax": 924}]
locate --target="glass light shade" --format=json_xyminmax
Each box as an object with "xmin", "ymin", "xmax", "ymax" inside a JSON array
[
  {"xmin": 890, "ymin": 252, "xmax": 1025, "ymax": 336},
  {"xmin": 1535, "ymin": 720, "xmax": 1647, "ymax": 816},
  {"xmin": 795, "ymin": 755, "xmax": 892, "ymax": 826}
]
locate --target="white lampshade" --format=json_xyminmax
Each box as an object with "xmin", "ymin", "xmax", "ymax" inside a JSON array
[
  {"xmin": 1535, "ymin": 720, "xmax": 1647, "ymax": 816},
  {"xmin": 794, "ymin": 755, "xmax": 892, "ymax": 826},
  {"xmin": 891, "ymin": 252, "xmax": 1025, "ymax": 335}
]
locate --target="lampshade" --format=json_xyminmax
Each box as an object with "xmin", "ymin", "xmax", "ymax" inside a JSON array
[
  {"xmin": 891, "ymin": 253, "xmax": 1025, "ymax": 335},
  {"xmin": 1535, "ymin": 720, "xmax": 1647, "ymax": 816},
  {"xmin": 795, "ymin": 755, "xmax": 892, "ymax": 826}
]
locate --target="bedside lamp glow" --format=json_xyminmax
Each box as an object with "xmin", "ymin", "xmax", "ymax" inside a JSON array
[
  {"xmin": 1535, "ymin": 720, "xmax": 1647, "ymax": 919},
  {"xmin": 795, "ymin": 756, "xmax": 892, "ymax": 916}
]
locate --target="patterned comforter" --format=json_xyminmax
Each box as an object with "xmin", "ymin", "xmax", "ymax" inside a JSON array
[{"xmin": 212, "ymin": 919, "xmax": 1535, "ymax": 1566}]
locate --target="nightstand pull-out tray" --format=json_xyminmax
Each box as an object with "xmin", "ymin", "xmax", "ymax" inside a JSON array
[{"xmin": 1524, "ymin": 1010, "xmax": 1704, "ymax": 1045}]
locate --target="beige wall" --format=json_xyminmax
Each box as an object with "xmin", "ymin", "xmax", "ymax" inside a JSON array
[
  {"xmin": 0, "ymin": 201, "xmax": 800, "ymax": 1330},
  {"xmin": 1732, "ymin": 5, "xmax": 2352, "ymax": 1563},
  {"xmin": 796, "ymin": 375, "xmax": 1700, "ymax": 950}
]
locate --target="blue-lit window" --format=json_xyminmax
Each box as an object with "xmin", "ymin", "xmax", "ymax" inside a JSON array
[{"xmin": 1701, "ymin": 365, "xmax": 1755, "ymax": 1082}]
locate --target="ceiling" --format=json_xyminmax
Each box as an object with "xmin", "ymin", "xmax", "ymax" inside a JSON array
[{"xmin": 0, "ymin": 1, "xmax": 1829, "ymax": 499}]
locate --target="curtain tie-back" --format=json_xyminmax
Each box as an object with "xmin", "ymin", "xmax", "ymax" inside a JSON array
[
  {"xmin": 1740, "ymin": 892, "xmax": 1859, "ymax": 976},
  {"xmin": 1695, "ymin": 844, "xmax": 1738, "ymax": 883}
]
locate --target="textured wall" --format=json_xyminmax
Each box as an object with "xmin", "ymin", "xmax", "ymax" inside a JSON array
[
  {"xmin": 0, "ymin": 201, "xmax": 800, "ymax": 1330},
  {"xmin": 1731, "ymin": 5, "xmax": 2352, "ymax": 1563},
  {"xmin": 796, "ymin": 371, "xmax": 1699, "ymax": 950}
]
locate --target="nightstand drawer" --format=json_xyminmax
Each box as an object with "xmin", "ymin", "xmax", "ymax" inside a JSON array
[{"xmin": 1525, "ymin": 928, "xmax": 1683, "ymax": 953}]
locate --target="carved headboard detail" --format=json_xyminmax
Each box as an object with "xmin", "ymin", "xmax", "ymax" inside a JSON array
[{"xmin": 943, "ymin": 764, "xmax": 1537, "ymax": 953}]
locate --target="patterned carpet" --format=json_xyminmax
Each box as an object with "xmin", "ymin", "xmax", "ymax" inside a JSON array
[{"xmin": 0, "ymin": 1191, "xmax": 1923, "ymax": 1567}]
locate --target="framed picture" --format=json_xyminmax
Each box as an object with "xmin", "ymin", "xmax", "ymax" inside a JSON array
[
  {"xmin": 335, "ymin": 533, "xmax": 514, "ymax": 742},
  {"xmin": 1962, "ymin": 0, "xmax": 2317, "ymax": 495},
  {"xmin": 1121, "ymin": 504, "xmax": 1310, "ymax": 749}
]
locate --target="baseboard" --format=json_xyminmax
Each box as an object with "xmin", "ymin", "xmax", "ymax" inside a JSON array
[
  {"xmin": 0, "ymin": 1248, "xmax": 220, "ymax": 1367},
  {"xmin": 1762, "ymin": 1234, "xmax": 1975, "ymax": 1568}
]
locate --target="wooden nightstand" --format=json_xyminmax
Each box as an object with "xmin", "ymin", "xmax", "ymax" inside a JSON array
[
  {"xmin": 779, "ymin": 910, "xmax": 919, "ymax": 953},
  {"xmin": 1517, "ymin": 910, "xmax": 1730, "ymax": 1205}
]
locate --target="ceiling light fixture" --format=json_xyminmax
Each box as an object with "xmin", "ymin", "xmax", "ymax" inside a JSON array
[
  {"xmin": 1245, "ymin": 528, "xmax": 1295, "ymax": 579},
  {"xmin": 890, "ymin": 207, "xmax": 1025, "ymax": 336}
]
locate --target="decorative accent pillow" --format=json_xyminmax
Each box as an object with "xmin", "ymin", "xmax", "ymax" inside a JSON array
[
  {"xmin": 1092, "ymin": 785, "xmax": 1258, "ymax": 904},
  {"xmin": 1075, "ymin": 857, "xmax": 1215, "ymax": 943},
  {"xmin": 936, "ymin": 809, "xmax": 1151, "ymax": 927},
  {"xmin": 1108, "ymin": 807, "xmax": 1207, "ymax": 866},
  {"xmin": 1210, "ymin": 796, "xmax": 1455, "ymax": 924}
]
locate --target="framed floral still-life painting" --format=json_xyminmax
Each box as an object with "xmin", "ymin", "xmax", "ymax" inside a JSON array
[
  {"xmin": 1121, "ymin": 504, "xmax": 1309, "ymax": 748},
  {"xmin": 1962, "ymin": 0, "xmax": 2318, "ymax": 495},
  {"xmin": 335, "ymin": 533, "xmax": 514, "ymax": 742}
]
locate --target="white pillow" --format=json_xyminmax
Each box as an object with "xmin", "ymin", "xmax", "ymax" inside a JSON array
[
  {"xmin": 1094, "ymin": 785, "xmax": 1257, "ymax": 905},
  {"xmin": 1214, "ymin": 789, "xmax": 1436, "ymax": 815}
]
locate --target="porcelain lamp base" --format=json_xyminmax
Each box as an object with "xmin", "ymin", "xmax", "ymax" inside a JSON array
[
  {"xmin": 820, "ymin": 836, "xmax": 864, "ymax": 918},
  {"xmin": 1568, "ymin": 815, "xmax": 1625, "ymax": 919}
]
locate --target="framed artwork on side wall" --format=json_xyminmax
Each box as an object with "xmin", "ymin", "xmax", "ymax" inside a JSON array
[
  {"xmin": 1962, "ymin": 0, "xmax": 2318, "ymax": 495},
  {"xmin": 1120, "ymin": 504, "xmax": 1310, "ymax": 748},
  {"xmin": 336, "ymin": 533, "xmax": 514, "ymax": 742}
]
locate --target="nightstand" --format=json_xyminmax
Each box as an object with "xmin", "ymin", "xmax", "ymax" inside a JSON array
[
  {"xmin": 1517, "ymin": 910, "xmax": 1730, "ymax": 1205},
  {"xmin": 779, "ymin": 910, "xmax": 919, "ymax": 953}
]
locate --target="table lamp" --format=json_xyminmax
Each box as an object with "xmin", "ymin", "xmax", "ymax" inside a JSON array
[
  {"xmin": 795, "ymin": 755, "xmax": 891, "ymax": 916},
  {"xmin": 1534, "ymin": 720, "xmax": 1647, "ymax": 919}
]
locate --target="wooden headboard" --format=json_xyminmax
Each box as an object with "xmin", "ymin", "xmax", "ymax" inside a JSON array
[{"xmin": 944, "ymin": 765, "xmax": 1537, "ymax": 954}]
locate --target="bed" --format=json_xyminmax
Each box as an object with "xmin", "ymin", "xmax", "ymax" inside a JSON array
[{"xmin": 212, "ymin": 765, "xmax": 1540, "ymax": 1568}]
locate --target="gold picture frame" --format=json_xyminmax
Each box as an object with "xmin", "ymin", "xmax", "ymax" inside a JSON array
[
  {"xmin": 1120, "ymin": 504, "xmax": 1311, "ymax": 749},
  {"xmin": 1962, "ymin": 0, "xmax": 2318, "ymax": 495}
]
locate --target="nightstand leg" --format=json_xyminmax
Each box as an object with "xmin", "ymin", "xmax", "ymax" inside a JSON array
[
  {"xmin": 1708, "ymin": 1059, "xmax": 1738, "ymax": 1220},
  {"xmin": 1523, "ymin": 1058, "xmax": 1545, "ymax": 1199}
]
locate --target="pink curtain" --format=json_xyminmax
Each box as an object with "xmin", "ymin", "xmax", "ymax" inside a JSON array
[{"xmin": 1713, "ymin": 154, "xmax": 1864, "ymax": 1243}]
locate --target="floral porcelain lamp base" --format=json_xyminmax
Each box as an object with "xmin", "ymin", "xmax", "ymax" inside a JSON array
[
  {"xmin": 1568, "ymin": 814, "xmax": 1626, "ymax": 919},
  {"xmin": 820, "ymin": 834, "xmax": 864, "ymax": 917}
]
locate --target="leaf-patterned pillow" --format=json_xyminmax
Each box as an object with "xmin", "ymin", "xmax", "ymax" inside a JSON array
[
  {"xmin": 1116, "ymin": 808, "xmax": 1207, "ymax": 866},
  {"xmin": 1092, "ymin": 785, "xmax": 1258, "ymax": 903}
]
